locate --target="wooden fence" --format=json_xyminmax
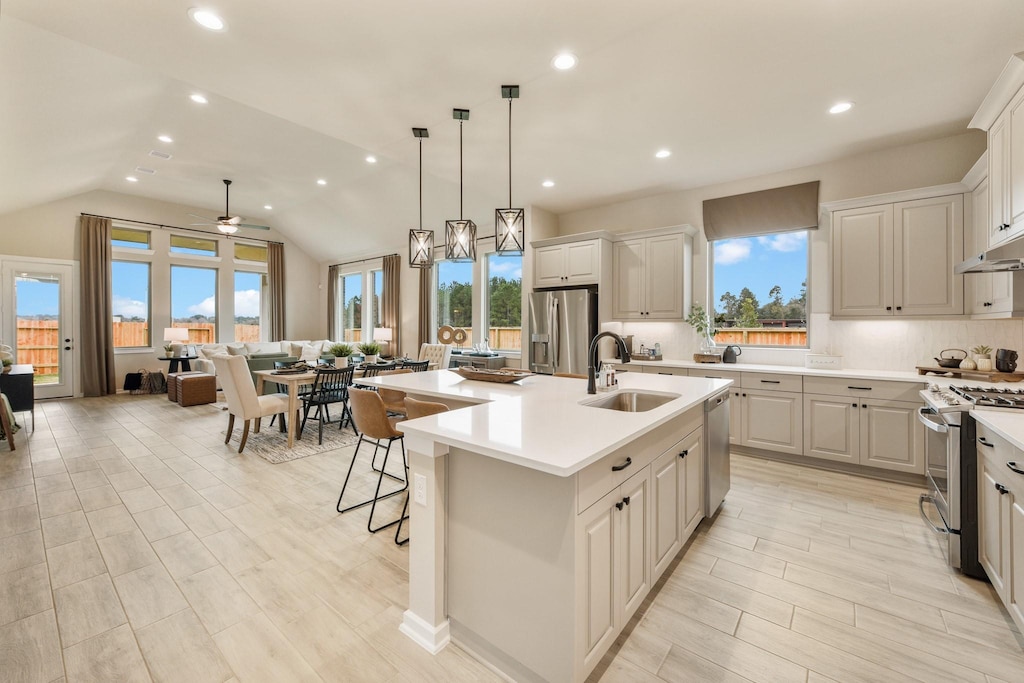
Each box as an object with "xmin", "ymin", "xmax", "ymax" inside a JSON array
[{"xmin": 714, "ymin": 328, "xmax": 807, "ymax": 346}]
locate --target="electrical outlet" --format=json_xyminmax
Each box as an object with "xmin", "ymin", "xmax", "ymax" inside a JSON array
[
  {"xmin": 805, "ymin": 354, "xmax": 842, "ymax": 370},
  {"xmin": 414, "ymin": 474, "xmax": 427, "ymax": 506}
]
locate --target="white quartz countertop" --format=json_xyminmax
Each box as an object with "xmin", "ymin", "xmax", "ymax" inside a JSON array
[
  {"xmin": 356, "ymin": 370, "xmax": 731, "ymax": 477},
  {"xmin": 971, "ymin": 410, "xmax": 1024, "ymax": 452}
]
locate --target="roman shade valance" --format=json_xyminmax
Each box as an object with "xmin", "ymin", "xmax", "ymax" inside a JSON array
[{"xmin": 702, "ymin": 180, "xmax": 820, "ymax": 241}]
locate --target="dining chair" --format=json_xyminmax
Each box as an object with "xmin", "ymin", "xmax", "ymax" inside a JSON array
[
  {"xmin": 362, "ymin": 362, "xmax": 398, "ymax": 378},
  {"xmin": 336, "ymin": 388, "xmax": 407, "ymax": 535},
  {"xmin": 393, "ymin": 396, "xmax": 450, "ymax": 545},
  {"xmin": 300, "ymin": 365, "xmax": 356, "ymax": 445},
  {"xmin": 418, "ymin": 343, "xmax": 452, "ymax": 370},
  {"xmin": 0, "ymin": 394, "xmax": 16, "ymax": 451},
  {"xmin": 211, "ymin": 355, "xmax": 290, "ymax": 453},
  {"xmin": 399, "ymin": 359, "xmax": 430, "ymax": 372}
]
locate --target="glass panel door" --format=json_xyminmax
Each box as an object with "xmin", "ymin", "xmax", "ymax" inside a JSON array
[{"xmin": 1, "ymin": 261, "xmax": 75, "ymax": 399}]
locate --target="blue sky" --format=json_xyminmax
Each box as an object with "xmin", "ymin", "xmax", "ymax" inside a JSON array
[
  {"xmin": 712, "ymin": 231, "xmax": 808, "ymax": 314},
  {"xmin": 15, "ymin": 278, "xmax": 59, "ymax": 317},
  {"xmin": 106, "ymin": 262, "xmax": 263, "ymax": 322},
  {"xmin": 436, "ymin": 254, "xmax": 523, "ymax": 287}
]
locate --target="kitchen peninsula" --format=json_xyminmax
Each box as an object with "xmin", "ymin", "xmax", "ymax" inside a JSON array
[{"xmin": 358, "ymin": 370, "xmax": 731, "ymax": 683}]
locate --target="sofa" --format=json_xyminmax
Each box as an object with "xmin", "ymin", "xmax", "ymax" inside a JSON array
[{"xmin": 188, "ymin": 340, "xmax": 341, "ymax": 376}]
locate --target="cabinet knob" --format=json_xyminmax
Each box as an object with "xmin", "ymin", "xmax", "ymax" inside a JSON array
[
  {"xmin": 622, "ymin": 496, "xmax": 631, "ymax": 506},
  {"xmin": 615, "ymin": 501, "xmax": 624, "ymax": 511},
  {"xmin": 679, "ymin": 450, "xmax": 688, "ymax": 459},
  {"xmin": 64, "ymin": 346, "xmax": 71, "ymax": 351},
  {"xmin": 742, "ymin": 393, "xmax": 747, "ymax": 397},
  {"xmin": 896, "ymin": 306, "xmax": 902, "ymax": 311},
  {"xmin": 852, "ymin": 403, "xmax": 858, "ymax": 408},
  {"xmin": 995, "ymin": 483, "xmax": 1009, "ymax": 495},
  {"xmin": 886, "ymin": 306, "xmax": 892, "ymax": 311},
  {"xmin": 862, "ymin": 404, "xmax": 867, "ymax": 408}
]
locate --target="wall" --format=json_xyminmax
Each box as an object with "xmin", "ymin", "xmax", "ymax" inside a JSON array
[
  {"xmin": 0, "ymin": 189, "xmax": 322, "ymax": 392},
  {"xmin": 556, "ymin": 131, "xmax": 1012, "ymax": 371}
]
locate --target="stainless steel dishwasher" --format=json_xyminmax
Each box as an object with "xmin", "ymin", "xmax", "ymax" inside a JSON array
[{"xmin": 704, "ymin": 390, "xmax": 731, "ymax": 516}]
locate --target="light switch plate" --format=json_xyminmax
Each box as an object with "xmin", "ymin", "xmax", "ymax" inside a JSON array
[
  {"xmin": 414, "ymin": 474, "xmax": 427, "ymax": 506},
  {"xmin": 805, "ymin": 354, "xmax": 842, "ymax": 370}
]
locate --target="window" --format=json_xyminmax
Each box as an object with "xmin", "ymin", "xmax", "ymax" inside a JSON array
[
  {"xmin": 436, "ymin": 259, "xmax": 472, "ymax": 330},
  {"xmin": 711, "ymin": 230, "xmax": 808, "ymax": 347},
  {"xmin": 234, "ymin": 271, "xmax": 262, "ymax": 342},
  {"xmin": 370, "ymin": 270, "xmax": 384, "ymax": 332},
  {"xmin": 112, "ymin": 227, "xmax": 150, "ymax": 250},
  {"xmin": 171, "ymin": 265, "xmax": 217, "ymax": 343},
  {"xmin": 170, "ymin": 234, "xmax": 218, "ymax": 256},
  {"xmin": 486, "ymin": 253, "xmax": 522, "ymax": 351},
  {"xmin": 234, "ymin": 243, "xmax": 268, "ymax": 262},
  {"xmin": 111, "ymin": 261, "xmax": 151, "ymax": 348},
  {"xmin": 341, "ymin": 272, "xmax": 363, "ymax": 342}
]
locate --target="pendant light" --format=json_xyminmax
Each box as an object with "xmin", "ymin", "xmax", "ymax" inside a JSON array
[
  {"xmin": 408, "ymin": 127, "xmax": 434, "ymax": 268},
  {"xmin": 495, "ymin": 85, "xmax": 524, "ymax": 254},
  {"xmin": 445, "ymin": 108, "xmax": 477, "ymax": 262}
]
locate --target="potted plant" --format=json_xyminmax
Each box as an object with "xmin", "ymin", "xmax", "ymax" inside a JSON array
[
  {"xmin": 973, "ymin": 345, "xmax": 994, "ymax": 372},
  {"xmin": 328, "ymin": 343, "xmax": 354, "ymax": 368},
  {"xmin": 359, "ymin": 341, "xmax": 382, "ymax": 365},
  {"xmin": 685, "ymin": 302, "xmax": 718, "ymax": 355},
  {"xmin": 163, "ymin": 343, "xmax": 174, "ymax": 355},
  {"xmin": 1, "ymin": 359, "xmax": 11, "ymax": 374}
]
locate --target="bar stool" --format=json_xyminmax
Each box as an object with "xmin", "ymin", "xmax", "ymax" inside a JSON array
[
  {"xmin": 394, "ymin": 397, "xmax": 449, "ymax": 545},
  {"xmin": 336, "ymin": 388, "xmax": 407, "ymax": 534}
]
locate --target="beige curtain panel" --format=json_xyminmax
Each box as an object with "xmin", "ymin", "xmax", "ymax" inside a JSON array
[
  {"xmin": 80, "ymin": 215, "xmax": 117, "ymax": 396},
  {"xmin": 267, "ymin": 242, "xmax": 286, "ymax": 341},
  {"xmin": 418, "ymin": 265, "xmax": 432, "ymax": 348},
  {"xmin": 382, "ymin": 254, "xmax": 401, "ymax": 356},
  {"xmin": 326, "ymin": 264, "xmax": 339, "ymax": 340},
  {"xmin": 702, "ymin": 180, "xmax": 820, "ymax": 241}
]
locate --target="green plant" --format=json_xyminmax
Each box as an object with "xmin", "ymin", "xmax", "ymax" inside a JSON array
[
  {"xmin": 972, "ymin": 344, "xmax": 992, "ymax": 356},
  {"xmin": 328, "ymin": 343, "xmax": 353, "ymax": 357},
  {"xmin": 685, "ymin": 302, "xmax": 717, "ymax": 338},
  {"xmin": 1, "ymin": 359, "xmax": 11, "ymax": 367},
  {"xmin": 359, "ymin": 341, "xmax": 381, "ymax": 355}
]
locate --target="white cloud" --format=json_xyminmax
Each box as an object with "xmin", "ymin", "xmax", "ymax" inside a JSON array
[
  {"xmin": 112, "ymin": 295, "xmax": 147, "ymax": 319},
  {"xmin": 714, "ymin": 240, "xmax": 751, "ymax": 265},
  {"xmin": 757, "ymin": 232, "xmax": 807, "ymax": 252},
  {"xmin": 235, "ymin": 289, "xmax": 261, "ymax": 317},
  {"xmin": 489, "ymin": 260, "xmax": 522, "ymax": 279},
  {"xmin": 187, "ymin": 296, "xmax": 217, "ymax": 317}
]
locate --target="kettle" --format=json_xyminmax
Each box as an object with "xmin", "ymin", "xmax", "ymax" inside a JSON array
[{"xmin": 722, "ymin": 345, "xmax": 742, "ymax": 364}]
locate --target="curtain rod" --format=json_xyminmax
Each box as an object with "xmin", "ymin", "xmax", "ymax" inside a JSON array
[
  {"xmin": 80, "ymin": 213, "xmax": 284, "ymax": 245},
  {"xmin": 330, "ymin": 253, "xmax": 399, "ymax": 269}
]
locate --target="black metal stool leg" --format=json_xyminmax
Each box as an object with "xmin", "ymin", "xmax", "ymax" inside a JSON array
[
  {"xmin": 394, "ymin": 492, "xmax": 410, "ymax": 546},
  {"xmin": 367, "ymin": 437, "xmax": 408, "ymax": 534},
  {"xmin": 337, "ymin": 435, "xmax": 407, "ymax": 516}
]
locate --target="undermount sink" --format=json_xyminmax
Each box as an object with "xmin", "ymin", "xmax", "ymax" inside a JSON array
[{"xmin": 581, "ymin": 391, "xmax": 680, "ymax": 413}]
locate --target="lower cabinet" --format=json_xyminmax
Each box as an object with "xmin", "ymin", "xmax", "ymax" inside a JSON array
[
  {"xmin": 980, "ymin": 458, "xmax": 1013, "ymax": 600},
  {"xmin": 803, "ymin": 395, "xmax": 923, "ymax": 473},
  {"xmin": 650, "ymin": 427, "xmax": 703, "ymax": 581},
  {"xmin": 1011, "ymin": 499, "xmax": 1024, "ymax": 627},
  {"xmin": 741, "ymin": 389, "xmax": 803, "ymax": 455}
]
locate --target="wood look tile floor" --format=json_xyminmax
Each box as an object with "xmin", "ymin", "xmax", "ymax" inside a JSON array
[{"xmin": 0, "ymin": 394, "xmax": 1021, "ymax": 683}]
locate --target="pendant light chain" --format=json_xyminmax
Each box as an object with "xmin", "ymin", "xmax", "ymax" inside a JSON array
[
  {"xmin": 459, "ymin": 120, "xmax": 464, "ymax": 219},
  {"xmin": 419, "ymin": 138, "xmax": 423, "ymax": 230},
  {"xmin": 508, "ymin": 97, "xmax": 513, "ymax": 208}
]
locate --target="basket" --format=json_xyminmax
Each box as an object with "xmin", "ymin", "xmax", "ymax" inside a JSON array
[
  {"xmin": 693, "ymin": 353, "xmax": 722, "ymax": 364},
  {"xmin": 454, "ymin": 367, "xmax": 533, "ymax": 384}
]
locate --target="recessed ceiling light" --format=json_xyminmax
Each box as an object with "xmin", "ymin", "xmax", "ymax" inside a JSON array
[
  {"xmin": 552, "ymin": 52, "xmax": 578, "ymax": 70},
  {"xmin": 829, "ymin": 101, "xmax": 854, "ymax": 114},
  {"xmin": 655, "ymin": 149, "xmax": 671, "ymax": 159},
  {"xmin": 317, "ymin": 179, "xmax": 327, "ymax": 186},
  {"xmin": 188, "ymin": 8, "xmax": 226, "ymax": 31},
  {"xmin": 366, "ymin": 155, "xmax": 377, "ymax": 164},
  {"xmin": 190, "ymin": 93, "xmax": 208, "ymax": 104},
  {"xmin": 542, "ymin": 180, "xmax": 555, "ymax": 188},
  {"xmin": 263, "ymin": 205, "xmax": 273, "ymax": 210},
  {"xmin": 125, "ymin": 176, "xmax": 138, "ymax": 183},
  {"xmin": 158, "ymin": 135, "xmax": 173, "ymax": 143}
]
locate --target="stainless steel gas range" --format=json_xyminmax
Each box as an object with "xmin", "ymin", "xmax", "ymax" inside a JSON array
[{"xmin": 918, "ymin": 384, "xmax": 1024, "ymax": 579}]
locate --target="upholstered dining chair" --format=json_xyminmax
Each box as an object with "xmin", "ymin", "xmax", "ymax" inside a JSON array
[
  {"xmin": 418, "ymin": 343, "xmax": 452, "ymax": 370},
  {"xmin": 212, "ymin": 354, "xmax": 290, "ymax": 453},
  {"xmin": 393, "ymin": 396, "xmax": 450, "ymax": 545},
  {"xmin": 0, "ymin": 394, "xmax": 16, "ymax": 452},
  {"xmin": 336, "ymin": 388, "xmax": 408, "ymax": 535}
]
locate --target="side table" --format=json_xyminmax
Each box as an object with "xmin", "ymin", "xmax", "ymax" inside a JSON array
[
  {"xmin": 157, "ymin": 356, "xmax": 198, "ymax": 373},
  {"xmin": 0, "ymin": 364, "xmax": 35, "ymax": 432}
]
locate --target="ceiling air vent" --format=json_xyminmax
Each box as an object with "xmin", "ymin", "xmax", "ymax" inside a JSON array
[
  {"xmin": 134, "ymin": 166, "xmax": 156, "ymax": 175},
  {"xmin": 149, "ymin": 150, "xmax": 172, "ymax": 160}
]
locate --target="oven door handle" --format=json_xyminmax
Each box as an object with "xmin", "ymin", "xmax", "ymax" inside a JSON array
[
  {"xmin": 919, "ymin": 494, "xmax": 949, "ymax": 535},
  {"xmin": 917, "ymin": 407, "xmax": 950, "ymax": 433}
]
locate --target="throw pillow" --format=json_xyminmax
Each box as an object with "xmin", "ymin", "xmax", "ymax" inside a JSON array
[
  {"xmin": 226, "ymin": 345, "xmax": 247, "ymax": 356},
  {"xmin": 299, "ymin": 343, "xmax": 322, "ymax": 363},
  {"xmin": 199, "ymin": 343, "xmax": 226, "ymax": 359}
]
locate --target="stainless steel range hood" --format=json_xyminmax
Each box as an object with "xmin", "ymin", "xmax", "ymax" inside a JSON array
[{"xmin": 956, "ymin": 237, "xmax": 1024, "ymax": 273}]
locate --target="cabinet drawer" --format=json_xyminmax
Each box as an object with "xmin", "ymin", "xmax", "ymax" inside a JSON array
[
  {"xmin": 741, "ymin": 372, "xmax": 802, "ymax": 393},
  {"xmin": 577, "ymin": 408, "xmax": 701, "ymax": 514},
  {"xmin": 642, "ymin": 365, "xmax": 687, "ymax": 376},
  {"xmin": 802, "ymin": 376, "xmax": 922, "ymax": 401},
  {"xmin": 688, "ymin": 368, "xmax": 742, "ymax": 382}
]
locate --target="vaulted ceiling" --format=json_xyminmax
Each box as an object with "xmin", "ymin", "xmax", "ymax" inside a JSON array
[{"xmin": 2, "ymin": 1, "xmax": 1023, "ymax": 260}]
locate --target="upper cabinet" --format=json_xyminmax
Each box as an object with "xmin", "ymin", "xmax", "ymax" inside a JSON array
[
  {"xmin": 611, "ymin": 233, "xmax": 689, "ymax": 321},
  {"xmin": 534, "ymin": 238, "xmax": 606, "ymax": 288},
  {"xmin": 832, "ymin": 194, "xmax": 964, "ymax": 318}
]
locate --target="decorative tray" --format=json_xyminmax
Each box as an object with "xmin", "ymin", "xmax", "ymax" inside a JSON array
[{"xmin": 454, "ymin": 367, "xmax": 533, "ymax": 383}]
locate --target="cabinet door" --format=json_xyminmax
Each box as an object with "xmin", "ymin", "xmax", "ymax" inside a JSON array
[
  {"xmin": 578, "ymin": 488, "xmax": 618, "ymax": 671},
  {"xmin": 534, "ymin": 245, "xmax": 566, "ymax": 288},
  {"xmin": 894, "ymin": 195, "xmax": 964, "ymax": 316},
  {"xmin": 991, "ymin": 111, "xmax": 1010, "ymax": 244},
  {"xmin": 650, "ymin": 449, "xmax": 681, "ymax": 581},
  {"xmin": 644, "ymin": 234, "xmax": 684, "ymax": 320},
  {"xmin": 1009, "ymin": 90, "xmax": 1024, "ymax": 233},
  {"xmin": 742, "ymin": 389, "xmax": 803, "ymax": 455},
  {"xmin": 617, "ymin": 469, "xmax": 650, "ymax": 624},
  {"xmin": 565, "ymin": 241, "xmax": 601, "ymax": 284},
  {"xmin": 612, "ymin": 240, "xmax": 645, "ymax": 319},
  {"xmin": 832, "ymin": 205, "xmax": 894, "ymax": 317},
  {"xmin": 682, "ymin": 433, "xmax": 703, "ymax": 535},
  {"xmin": 980, "ymin": 461, "xmax": 1011, "ymax": 600},
  {"xmin": 970, "ymin": 178, "xmax": 995, "ymax": 313},
  {"xmin": 803, "ymin": 394, "xmax": 859, "ymax": 464},
  {"xmin": 1011, "ymin": 499, "xmax": 1024, "ymax": 631},
  {"xmin": 859, "ymin": 399, "xmax": 923, "ymax": 474}
]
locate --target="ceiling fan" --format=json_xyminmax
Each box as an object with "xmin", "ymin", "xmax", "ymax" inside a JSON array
[{"xmin": 189, "ymin": 179, "xmax": 270, "ymax": 234}]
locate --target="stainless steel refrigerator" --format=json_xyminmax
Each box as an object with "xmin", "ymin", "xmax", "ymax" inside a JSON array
[{"xmin": 529, "ymin": 287, "xmax": 598, "ymax": 375}]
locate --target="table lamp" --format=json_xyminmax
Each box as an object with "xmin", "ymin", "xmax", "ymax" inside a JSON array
[
  {"xmin": 373, "ymin": 327, "xmax": 393, "ymax": 357},
  {"xmin": 163, "ymin": 327, "xmax": 190, "ymax": 356}
]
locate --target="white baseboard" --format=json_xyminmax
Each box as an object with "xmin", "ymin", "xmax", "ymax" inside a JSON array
[{"xmin": 399, "ymin": 610, "xmax": 450, "ymax": 654}]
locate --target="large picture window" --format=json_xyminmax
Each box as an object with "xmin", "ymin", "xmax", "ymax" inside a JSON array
[
  {"xmin": 171, "ymin": 265, "xmax": 218, "ymax": 343},
  {"xmin": 341, "ymin": 272, "xmax": 363, "ymax": 342},
  {"xmin": 111, "ymin": 261, "xmax": 150, "ymax": 348},
  {"xmin": 486, "ymin": 253, "xmax": 522, "ymax": 351},
  {"xmin": 711, "ymin": 230, "xmax": 808, "ymax": 347},
  {"xmin": 234, "ymin": 271, "xmax": 262, "ymax": 342},
  {"xmin": 436, "ymin": 259, "xmax": 472, "ymax": 330}
]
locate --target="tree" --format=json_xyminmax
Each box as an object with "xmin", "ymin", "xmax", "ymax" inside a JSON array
[
  {"xmin": 738, "ymin": 287, "xmax": 760, "ymax": 313},
  {"xmin": 782, "ymin": 279, "xmax": 807, "ymax": 321},
  {"xmin": 737, "ymin": 296, "xmax": 761, "ymax": 328},
  {"xmin": 439, "ymin": 282, "xmax": 472, "ymax": 328},
  {"xmin": 718, "ymin": 291, "xmax": 739, "ymax": 320},
  {"xmin": 760, "ymin": 284, "xmax": 785, "ymax": 320},
  {"xmin": 488, "ymin": 277, "xmax": 521, "ymax": 328}
]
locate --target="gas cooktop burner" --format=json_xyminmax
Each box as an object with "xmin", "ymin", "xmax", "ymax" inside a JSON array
[{"xmin": 950, "ymin": 384, "xmax": 1024, "ymax": 408}]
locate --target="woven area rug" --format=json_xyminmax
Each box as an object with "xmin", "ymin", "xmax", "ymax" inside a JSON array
[{"xmin": 241, "ymin": 422, "xmax": 360, "ymax": 464}]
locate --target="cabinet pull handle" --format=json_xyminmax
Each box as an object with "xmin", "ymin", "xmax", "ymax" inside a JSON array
[
  {"xmin": 852, "ymin": 403, "xmax": 858, "ymax": 408},
  {"xmin": 679, "ymin": 450, "xmax": 688, "ymax": 459},
  {"xmin": 1008, "ymin": 461, "xmax": 1024, "ymax": 476},
  {"xmin": 622, "ymin": 496, "xmax": 631, "ymax": 506},
  {"xmin": 615, "ymin": 501, "xmax": 624, "ymax": 510},
  {"xmin": 886, "ymin": 306, "xmax": 892, "ymax": 311},
  {"xmin": 658, "ymin": 372, "xmax": 672, "ymax": 375},
  {"xmin": 896, "ymin": 306, "xmax": 902, "ymax": 311},
  {"xmin": 978, "ymin": 437, "xmax": 994, "ymax": 448},
  {"xmin": 611, "ymin": 457, "xmax": 633, "ymax": 472},
  {"xmin": 995, "ymin": 483, "xmax": 1009, "ymax": 495},
  {"xmin": 862, "ymin": 404, "xmax": 867, "ymax": 408},
  {"xmin": 848, "ymin": 386, "xmax": 872, "ymax": 391},
  {"xmin": 760, "ymin": 380, "xmax": 780, "ymax": 384}
]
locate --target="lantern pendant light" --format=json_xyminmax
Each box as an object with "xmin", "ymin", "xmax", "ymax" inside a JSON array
[
  {"xmin": 445, "ymin": 108, "xmax": 477, "ymax": 262},
  {"xmin": 495, "ymin": 85, "xmax": 524, "ymax": 254},
  {"xmin": 408, "ymin": 127, "xmax": 434, "ymax": 268}
]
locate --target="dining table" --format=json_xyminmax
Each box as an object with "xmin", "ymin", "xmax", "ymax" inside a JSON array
[{"xmin": 253, "ymin": 368, "xmax": 319, "ymax": 448}]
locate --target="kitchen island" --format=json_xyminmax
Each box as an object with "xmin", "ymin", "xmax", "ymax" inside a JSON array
[{"xmin": 357, "ymin": 370, "xmax": 731, "ymax": 683}]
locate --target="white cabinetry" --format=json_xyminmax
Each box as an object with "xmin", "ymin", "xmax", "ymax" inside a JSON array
[
  {"xmin": 650, "ymin": 427, "xmax": 704, "ymax": 582},
  {"xmin": 611, "ymin": 233, "xmax": 686, "ymax": 320},
  {"xmin": 990, "ymin": 110, "xmax": 1013, "ymax": 244},
  {"xmin": 534, "ymin": 239, "xmax": 604, "ymax": 288},
  {"xmin": 831, "ymin": 195, "xmax": 964, "ymax": 318}
]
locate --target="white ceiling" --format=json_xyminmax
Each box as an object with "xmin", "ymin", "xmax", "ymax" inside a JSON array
[{"xmin": 2, "ymin": 1, "xmax": 1024, "ymax": 260}]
